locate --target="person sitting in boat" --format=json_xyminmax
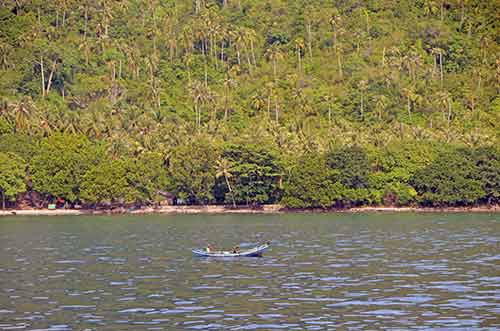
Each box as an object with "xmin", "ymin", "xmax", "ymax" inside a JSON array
[
  {"xmin": 231, "ymin": 245, "xmax": 240, "ymax": 253},
  {"xmin": 206, "ymin": 244, "xmax": 215, "ymax": 253}
]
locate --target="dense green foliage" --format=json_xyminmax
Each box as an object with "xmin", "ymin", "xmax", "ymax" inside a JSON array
[
  {"xmin": 0, "ymin": 1, "xmax": 498, "ymax": 208},
  {"xmin": 412, "ymin": 148, "xmax": 483, "ymax": 206},
  {"xmin": 282, "ymin": 153, "xmax": 342, "ymax": 208},
  {"xmin": 0, "ymin": 152, "xmax": 26, "ymax": 208},
  {"xmin": 81, "ymin": 158, "xmax": 131, "ymax": 205},
  {"xmin": 167, "ymin": 139, "xmax": 218, "ymax": 204},
  {"xmin": 217, "ymin": 144, "xmax": 281, "ymax": 205},
  {"xmin": 30, "ymin": 133, "xmax": 104, "ymax": 202},
  {"xmin": 79, "ymin": 152, "xmax": 168, "ymax": 205}
]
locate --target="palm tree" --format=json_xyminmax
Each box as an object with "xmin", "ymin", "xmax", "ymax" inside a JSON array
[
  {"xmin": 431, "ymin": 47, "xmax": 444, "ymax": 88},
  {"xmin": 294, "ymin": 38, "xmax": 305, "ymax": 73},
  {"xmin": 291, "ymin": 87, "xmax": 313, "ymax": 116},
  {"xmin": 243, "ymin": 28, "xmax": 257, "ymax": 66},
  {"xmin": 374, "ymin": 94, "xmax": 388, "ymax": 121},
  {"xmin": 363, "ymin": 8, "xmax": 371, "ymax": 35},
  {"xmin": 9, "ymin": 97, "xmax": 37, "ymax": 132},
  {"xmin": 431, "ymin": 47, "xmax": 445, "ymax": 87},
  {"xmin": 320, "ymin": 95, "xmax": 332, "ymax": 124},
  {"xmin": 402, "ymin": 86, "xmax": 416, "ymax": 120},
  {"xmin": 336, "ymin": 42, "xmax": 344, "ymax": 79},
  {"xmin": 404, "ymin": 47, "xmax": 421, "ymax": 82},
  {"xmin": 358, "ymin": 80, "xmax": 368, "ymax": 119},
  {"xmin": 231, "ymin": 27, "xmax": 244, "ymax": 66},
  {"xmin": 388, "ymin": 46, "xmax": 403, "ymax": 72},
  {"xmin": 436, "ymin": 90, "xmax": 453, "ymax": 139},
  {"xmin": 190, "ymin": 80, "xmax": 215, "ymax": 127},
  {"xmin": 0, "ymin": 41, "xmax": 12, "ymax": 70},
  {"xmin": 329, "ymin": 10, "xmax": 342, "ymax": 53},
  {"xmin": 189, "ymin": 81, "xmax": 205, "ymax": 128},
  {"xmin": 222, "ymin": 75, "xmax": 237, "ymax": 121},
  {"xmin": 250, "ymin": 93, "xmax": 266, "ymax": 115},
  {"xmin": 37, "ymin": 113, "xmax": 55, "ymax": 137},
  {"xmin": 264, "ymin": 81, "xmax": 276, "ymax": 119},
  {"xmin": 183, "ymin": 53, "xmax": 194, "ymax": 83},
  {"xmin": 265, "ymin": 44, "xmax": 283, "ymax": 82},
  {"xmin": 60, "ymin": 110, "xmax": 81, "ymax": 134},
  {"xmin": 465, "ymin": 91, "xmax": 477, "ymax": 114},
  {"xmin": 216, "ymin": 158, "xmax": 236, "ymax": 207},
  {"xmin": 423, "ymin": 0, "xmax": 440, "ymax": 17},
  {"xmin": 304, "ymin": 7, "xmax": 315, "ymax": 61}
]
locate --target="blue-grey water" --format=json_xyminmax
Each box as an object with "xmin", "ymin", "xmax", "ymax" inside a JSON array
[{"xmin": 0, "ymin": 213, "xmax": 499, "ymax": 330}]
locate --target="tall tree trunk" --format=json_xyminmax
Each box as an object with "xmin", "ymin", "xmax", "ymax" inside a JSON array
[
  {"xmin": 204, "ymin": 63, "xmax": 208, "ymax": 88},
  {"xmin": 220, "ymin": 41, "xmax": 224, "ymax": 66},
  {"xmin": 275, "ymin": 97, "xmax": 279, "ymax": 123},
  {"xmin": 210, "ymin": 35, "xmax": 215, "ymax": 61},
  {"xmin": 273, "ymin": 58, "xmax": 277, "ymax": 81},
  {"xmin": 45, "ymin": 60, "xmax": 57, "ymax": 95},
  {"xmin": 195, "ymin": 102, "xmax": 199, "ymax": 127},
  {"xmin": 198, "ymin": 102, "xmax": 202, "ymax": 127},
  {"xmin": 214, "ymin": 39, "xmax": 218, "ymax": 70},
  {"xmin": 236, "ymin": 44, "xmax": 241, "ymax": 66},
  {"xmin": 246, "ymin": 51, "xmax": 252, "ymax": 73},
  {"xmin": 84, "ymin": 7, "xmax": 88, "ymax": 39},
  {"xmin": 333, "ymin": 30, "xmax": 337, "ymax": 55},
  {"xmin": 40, "ymin": 56, "xmax": 45, "ymax": 97},
  {"xmin": 439, "ymin": 52, "xmax": 443, "ymax": 88},
  {"xmin": 433, "ymin": 54, "xmax": 437, "ymax": 78},
  {"xmin": 250, "ymin": 39, "xmax": 256, "ymax": 65},
  {"xmin": 225, "ymin": 176, "xmax": 236, "ymax": 207},
  {"xmin": 460, "ymin": 0, "xmax": 465, "ymax": 29},
  {"xmin": 111, "ymin": 62, "xmax": 116, "ymax": 81},
  {"xmin": 224, "ymin": 89, "xmax": 229, "ymax": 120},
  {"xmin": 307, "ymin": 23, "xmax": 313, "ymax": 60},
  {"xmin": 360, "ymin": 94, "xmax": 364, "ymax": 119},
  {"xmin": 337, "ymin": 48, "xmax": 343, "ymax": 79},
  {"xmin": 297, "ymin": 46, "xmax": 301, "ymax": 73},
  {"xmin": 407, "ymin": 96, "xmax": 412, "ymax": 119},
  {"xmin": 267, "ymin": 93, "xmax": 271, "ymax": 119},
  {"xmin": 447, "ymin": 99, "xmax": 452, "ymax": 127}
]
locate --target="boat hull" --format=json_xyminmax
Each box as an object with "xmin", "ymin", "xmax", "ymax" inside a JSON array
[{"xmin": 192, "ymin": 244, "xmax": 269, "ymax": 257}]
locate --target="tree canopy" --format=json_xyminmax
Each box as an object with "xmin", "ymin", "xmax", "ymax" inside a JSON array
[
  {"xmin": 0, "ymin": 152, "xmax": 26, "ymax": 208},
  {"xmin": 0, "ymin": 1, "xmax": 498, "ymax": 208}
]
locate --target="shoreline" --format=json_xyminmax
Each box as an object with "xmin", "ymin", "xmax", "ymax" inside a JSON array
[{"xmin": 0, "ymin": 205, "xmax": 499, "ymax": 216}]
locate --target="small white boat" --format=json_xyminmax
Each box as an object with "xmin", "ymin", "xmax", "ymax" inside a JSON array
[{"xmin": 192, "ymin": 243, "xmax": 270, "ymax": 257}]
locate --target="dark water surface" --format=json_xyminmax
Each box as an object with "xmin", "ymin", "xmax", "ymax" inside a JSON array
[{"xmin": 0, "ymin": 213, "xmax": 499, "ymax": 330}]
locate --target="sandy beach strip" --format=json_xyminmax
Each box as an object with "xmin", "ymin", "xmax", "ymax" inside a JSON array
[{"xmin": 1, "ymin": 204, "xmax": 499, "ymax": 217}]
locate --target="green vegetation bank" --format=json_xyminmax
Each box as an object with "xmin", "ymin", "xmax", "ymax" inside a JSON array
[{"xmin": 0, "ymin": 1, "xmax": 498, "ymax": 209}]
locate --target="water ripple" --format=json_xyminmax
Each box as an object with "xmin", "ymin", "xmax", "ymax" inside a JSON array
[{"xmin": 0, "ymin": 213, "xmax": 498, "ymax": 330}]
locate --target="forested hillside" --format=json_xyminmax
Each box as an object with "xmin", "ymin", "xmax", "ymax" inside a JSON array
[{"xmin": 0, "ymin": 0, "xmax": 498, "ymax": 208}]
